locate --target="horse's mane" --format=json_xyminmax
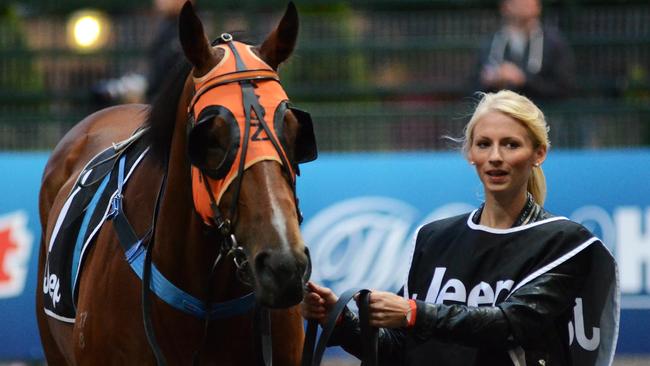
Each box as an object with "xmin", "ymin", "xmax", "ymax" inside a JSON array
[
  {"xmin": 144, "ymin": 33, "xmax": 257, "ymax": 164},
  {"xmin": 144, "ymin": 58, "xmax": 192, "ymax": 164}
]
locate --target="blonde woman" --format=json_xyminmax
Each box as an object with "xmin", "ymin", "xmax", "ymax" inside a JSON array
[{"xmin": 302, "ymin": 90, "xmax": 618, "ymax": 366}]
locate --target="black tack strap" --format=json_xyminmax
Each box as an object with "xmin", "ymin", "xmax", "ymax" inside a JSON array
[{"xmin": 302, "ymin": 288, "xmax": 378, "ymax": 366}]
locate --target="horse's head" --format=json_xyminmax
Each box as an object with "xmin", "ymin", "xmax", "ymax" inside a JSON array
[{"xmin": 178, "ymin": 2, "xmax": 315, "ymax": 308}]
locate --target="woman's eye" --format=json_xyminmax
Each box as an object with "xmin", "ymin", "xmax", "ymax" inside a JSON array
[
  {"xmin": 476, "ymin": 141, "xmax": 489, "ymax": 148},
  {"xmin": 505, "ymin": 142, "xmax": 520, "ymax": 149}
]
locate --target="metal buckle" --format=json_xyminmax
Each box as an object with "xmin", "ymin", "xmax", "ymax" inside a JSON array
[
  {"xmin": 107, "ymin": 194, "xmax": 123, "ymax": 219},
  {"xmin": 230, "ymin": 246, "xmax": 253, "ymax": 286},
  {"xmin": 230, "ymin": 246, "xmax": 247, "ymax": 269},
  {"xmin": 220, "ymin": 33, "xmax": 233, "ymax": 43}
]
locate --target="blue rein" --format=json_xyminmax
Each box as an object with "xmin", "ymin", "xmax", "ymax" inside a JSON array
[{"xmin": 108, "ymin": 154, "xmax": 255, "ymax": 320}]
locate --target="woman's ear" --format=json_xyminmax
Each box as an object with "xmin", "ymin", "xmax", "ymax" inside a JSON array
[{"xmin": 534, "ymin": 145, "xmax": 547, "ymax": 166}]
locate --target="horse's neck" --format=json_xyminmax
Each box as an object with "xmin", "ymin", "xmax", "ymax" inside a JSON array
[{"xmin": 150, "ymin": 105, "xmax": 242, "ymax": 303}]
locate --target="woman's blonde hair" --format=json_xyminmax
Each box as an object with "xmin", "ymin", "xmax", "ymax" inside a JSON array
[{"xmin": 462, "ymin": 90, "xmax": 550, "ymax": 205}]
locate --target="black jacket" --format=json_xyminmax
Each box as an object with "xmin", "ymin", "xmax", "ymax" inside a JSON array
[
  {"xmin": 474, "ymin": 25, "xmax": 575, "ymax": 101},
  {"xmin": 329, "ymin": 203, "xmax": 617, "ymax": 366}
]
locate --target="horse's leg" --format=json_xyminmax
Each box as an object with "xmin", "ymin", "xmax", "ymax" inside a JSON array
[
  {"xmin": 271, "ymin": 306, "xmax": 305, "ymax": 366},
  {"xmin": 72, "ymin": 234, "xmax": 154, "ymax": 365}
]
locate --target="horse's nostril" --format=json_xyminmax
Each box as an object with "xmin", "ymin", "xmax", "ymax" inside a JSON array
[
  {"xmin": 254, "ymin": 250, "xmax": 271, "ymax": 274},
  {"xmin": 254, "ymin": 248, "xmax": 305, "ymax": 283},
  {"xmin": 254, "ymin": 248, "xmax": 309, "ymax": 307}
]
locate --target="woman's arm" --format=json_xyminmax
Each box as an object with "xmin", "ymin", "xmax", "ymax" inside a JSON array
[
  {"xmin": 329, "ymin": 306, "xmax": 407, "ymax": 365},
  {"xmin": 302, "ymin": 282, "xmax": 409, "ymax": 364}
]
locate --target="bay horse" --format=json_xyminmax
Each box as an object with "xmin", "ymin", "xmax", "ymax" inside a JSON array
[{"xmin": 36, "ymin": 2, "xmax": 315, "ymax": 364}]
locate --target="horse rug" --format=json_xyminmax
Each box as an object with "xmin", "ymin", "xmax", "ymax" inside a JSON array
[{"xmin": 42, "ymin": 130, "xmax": 149, "ymax": 323}]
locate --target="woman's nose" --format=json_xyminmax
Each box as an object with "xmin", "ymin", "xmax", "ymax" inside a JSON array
[{"xmin": 488, "ymin": 146, "xmax": 503, "ymax": 163}]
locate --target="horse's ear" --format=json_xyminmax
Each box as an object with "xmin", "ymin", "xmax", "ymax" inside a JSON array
[
  {"xmin": 179, "ymin": 1, "xmax": 217, "ymax": 76},
  {"xmin": 259, "ymin": 2, "xmax": 299, "ymax": 70}
]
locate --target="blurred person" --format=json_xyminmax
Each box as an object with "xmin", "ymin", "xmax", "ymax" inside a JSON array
[
  {"xmin": 302, "ymin": 90, "xmax": 618, "ymax": 365},
  {"xmin": 92, "ymin": 0, "xmax": 193, "ymax": 105},
  {"xmin": 145, "ymin": 0, "xmax": 193, "ymax": 102},
  {"xmin": 0, "ymin": 4, "xmax": 42, "ymax": 95},
  {"xmin": 475, "ymin": 0, "xmax": 574, "ymax": 100}
]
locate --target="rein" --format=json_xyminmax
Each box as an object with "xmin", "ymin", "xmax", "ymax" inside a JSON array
[
  {"xmin": 185, "ymin": 33, "xmax": 298, "ymax": 366},
  {"xmin": 301, "ymin": 288, "xmax": 379, "ymax": 366}
]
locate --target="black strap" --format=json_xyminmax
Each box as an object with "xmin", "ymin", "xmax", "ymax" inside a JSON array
[
  {"xmin": 142, "ymin": 231, "xmax": 167, "ymax": 366},
  {"xmin": 109, "ymin": 195, "xmax": 140, "ymax": 252},
  {"xmin": 103, "ymin": 134, "xmax": 167, "ymax": 365},
  {"xmin": 301, "ymin": 314, "xmax": 317, "ymax": 366},
  {"xmin": 358, "ymin": 291, "xmax": 378, "ymax": 366},
  {"xmin": 256, "ymin": 305, "xmax": 273, "ymax": 366},
  {"xmin": 141, "ymin": 168, "xmax": 168, "ymax": 366},
  {"xmin": 302, "ymin": 288, "xmax": 378, "ymax": 366}
]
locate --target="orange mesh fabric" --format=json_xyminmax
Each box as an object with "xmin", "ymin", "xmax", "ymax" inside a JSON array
[{"xmin": 189, "ymin": 42, "xmax": 294, "ymax": 225}]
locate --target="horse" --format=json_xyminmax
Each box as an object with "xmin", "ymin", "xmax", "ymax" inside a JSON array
[{"xmin": 35, "ymin": 2, "xmax": 315, "ymax": 364}]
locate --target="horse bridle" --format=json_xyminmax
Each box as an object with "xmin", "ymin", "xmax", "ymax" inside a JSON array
[
  {"xmin": 185, "ymin": 33, "xmax": 312, "ymax": 365},
  {"xmin": 107, "ymin": 33, "xmax": 313, "ymax": 366},
  {"xmin": 186, "ymin": 32, "xmax": 310, "ymax": 286}
]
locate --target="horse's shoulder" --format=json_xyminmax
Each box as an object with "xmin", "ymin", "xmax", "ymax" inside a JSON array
[
  {"xmin": 40, "ymin": 104, "xmax": 151, "ymax": 229},
  {"xmin": 45, "ymin": 104, "xmax": 149, "ymax": 178}
]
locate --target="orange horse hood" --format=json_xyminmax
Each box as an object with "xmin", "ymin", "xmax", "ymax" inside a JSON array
[{"xmin": 188, "ymin": 41, "xmax": 294, "ymax": 225}]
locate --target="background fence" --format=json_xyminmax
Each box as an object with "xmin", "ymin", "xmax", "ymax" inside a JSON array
[{"xmin": 0, "ymin": 0, "xmax": 649, "ymax": 151}]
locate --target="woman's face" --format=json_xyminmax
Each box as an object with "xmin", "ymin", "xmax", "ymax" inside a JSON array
[{"xmin": 468, "ymin": 110, "xmax": 546, "ymax": 200}]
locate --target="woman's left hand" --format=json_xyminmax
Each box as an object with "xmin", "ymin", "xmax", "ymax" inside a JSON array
[{"xmin": 361, "ymin": 290, "xmax": 411, "ymax": 328}]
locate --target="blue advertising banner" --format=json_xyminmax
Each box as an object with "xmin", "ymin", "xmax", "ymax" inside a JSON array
[
  {"xmin": 1, "ymin": 149, "xmax": 648, "ymax": 360},
  {"xmin": 0, "ymin": 153, "xmax": 49, "ymax": 360}
]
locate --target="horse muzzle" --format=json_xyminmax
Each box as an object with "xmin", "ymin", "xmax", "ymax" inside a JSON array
[{"xmin": 253, "ymin": 246, "xmax": 311, "ymax": 308}]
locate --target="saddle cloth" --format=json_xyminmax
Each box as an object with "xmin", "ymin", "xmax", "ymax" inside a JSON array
[{"xmin": 43, "ymin": 130, "xmax": 149, "ymax": 322}]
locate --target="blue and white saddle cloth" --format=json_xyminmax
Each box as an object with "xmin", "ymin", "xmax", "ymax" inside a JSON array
[{"xmin": 43, "ymin": 129, "xmax": 149, "ymax": 322}]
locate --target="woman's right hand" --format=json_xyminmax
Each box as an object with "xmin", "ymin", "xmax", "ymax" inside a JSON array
[{"xmin": 301, "ymin": 281, "xmax": 339, "ymax": 325}]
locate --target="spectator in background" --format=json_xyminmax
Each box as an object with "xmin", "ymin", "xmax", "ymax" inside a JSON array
[
  {"xmin": 475, "ymin": 0, "xmax": 574, "ymax": 101},
  {"xmin": 145, "ymin": 0, "xmax": 191, "ymax": 102},
  {"xmin": 92, "ymin": 0, "xmax": 192, "ymax": 105},
  {"xmin": 0, "ymin": 4, "xmax": 43, "ymax": 97}
]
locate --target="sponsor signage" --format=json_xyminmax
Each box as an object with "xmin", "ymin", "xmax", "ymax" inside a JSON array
[
  {"xmin": 0, "ymin": 153, "xmax": 49, "ymax": 360},
  {"xmin": 1, "ymin": 149, "xmax": 648, "ymax": 359}
]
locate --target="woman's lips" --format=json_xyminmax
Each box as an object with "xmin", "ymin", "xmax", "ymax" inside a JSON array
[{"xmin": 486, "ymin": 169, "xmax": 508, "ymax": 183}]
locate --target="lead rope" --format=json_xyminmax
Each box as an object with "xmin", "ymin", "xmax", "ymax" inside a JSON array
[{"xmin": 301, "ymin": 288, "xmax": 378, "ymax": 366}]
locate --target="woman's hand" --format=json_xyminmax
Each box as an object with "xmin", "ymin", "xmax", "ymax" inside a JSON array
[
  {"xmin": 301, "ymin": 281, "xmax": 339, "ymax": 325},
  {"xmin": 363, "ymin": 291, "xmax": 411, "ymax": 328}
]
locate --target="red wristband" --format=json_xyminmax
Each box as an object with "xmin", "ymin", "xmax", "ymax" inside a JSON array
[{"xmin": 406, "ymin": 299, "xmax": 417, "ymax": 328}]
